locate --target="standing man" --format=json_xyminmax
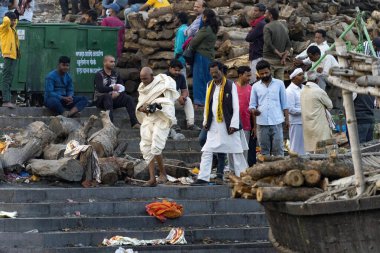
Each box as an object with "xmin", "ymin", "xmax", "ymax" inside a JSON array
[
  {"xmin": 294, "ymin": 29, "xmax": 330, "ymax": 66},
  {"xmin": 364, "ymin": 37, "xmax": 380, "ymax": 58},
  {"xmin": 301, "ymin": 71, "xmax": 333, "ymax": 153},
  {"xmin": 93, "ymin": 55, "xmax": 140, "ymax": 128},
  {"xmin": 193, "ymin": 61, "xmax": 247, "ymax": 185},
  {"xmin": 262, "ymin": 7, "xmax": 291, "ymax": 80},
  {"xmin": 354, "ymin": 93, "xmax": 375, "ymax": 143},
  {"xmin": 136, "ymin": 67, "xmax": 179, "ymax": 187},
  {"xmin": 0, "ymin": 12, "xmax": 19, "ymax": 108},
  {"xmin": 286, "ymin": 68, "xmax": 305, "ymax": 155},
  {"xmin": 165, "ymin": 59, "xmax": 199, "ymax": 131},
  {"xmin": 249, "ymin": 60, "xmax": 289, "ymax": 157},
  {"xmin": 101, "ymin": 5, "xmax": 124, "ymax": 57},
  {"xmin": 184, "ymin": 0, "xmax": 206, "ymax": 37},
  {"xmin": 44, "ymin": 56, "xmax": 88, "ymax": 117},
  {"xmin": 59, "ymin": 0, "xmax": 79, "ymax": 19},
  {"xmin": 245, "ymin": 3, "xmax": 266, "ymax": 83},
  {"xmin": 173, "ymin": 12, "xmax": 188, "ymax": 78},
  {"xmin": 235, "ymin": 66, "xmax": 254, "ymax": 162}
]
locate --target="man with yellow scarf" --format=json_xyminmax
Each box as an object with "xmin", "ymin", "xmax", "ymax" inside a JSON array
[{"xmin": 192, "ymin": 61, "xmax": 248, "ymax": 186}]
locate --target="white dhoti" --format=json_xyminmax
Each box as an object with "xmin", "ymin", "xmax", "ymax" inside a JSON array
[
  {"xmin": 198, "ymin": 83, "xmax": 248, "ymax": 181},
  {"xmin": 136, "ymin": 74, "xmax": 180, "ymax": 163},
  {"xmin": 227, "ymin": 130, "xmax": 249, "ymax": 176},
  {"xmin": 289, "ymin": 124, "xmax": 305, "ymax": 155}
]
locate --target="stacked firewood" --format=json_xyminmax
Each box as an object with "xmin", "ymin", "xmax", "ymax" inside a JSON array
[
  {"xmin": 0, "ymin": 112, "xmax": 190, "ymax": 185},
  {"xmin": 229, "ymin": 156, "xmax": 355, "ymax": 202}
]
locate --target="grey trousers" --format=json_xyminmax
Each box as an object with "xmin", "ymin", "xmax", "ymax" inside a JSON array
[{"xmin": 257, "ymin": 123, "xmax": 284, "ymax": 156}]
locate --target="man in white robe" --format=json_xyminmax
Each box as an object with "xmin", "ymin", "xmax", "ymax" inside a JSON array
[
  {"xmin": 286, "ymin": 68, "xmax": 305, "ymax": 155},
  {"xmin": 136, "ymin": 67, "xmax": 179, "ymax": 186},
  {"xmin": 192, "ymin": 62, "xmax": 248, "ymax": 186},
  {"xmin": 301, "ymin": 71, "xmax": 333, "ymax": 153}
]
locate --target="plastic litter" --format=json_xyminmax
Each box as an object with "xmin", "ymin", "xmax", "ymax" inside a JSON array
[
  {"xmin": 115, "ymin": 247, "xmax": 135, "ymax": 253},
  {"xmin": 103, "ymin": 227, "xmax": 187, "ymax": 246},
  {"xmin": 169, "ymin": 129, "xmax": 185, "ymax": 140},
  {"xmin": 146, "ymin": 199, "xmax": 183, "ymax": 222},
  {"xmin": 166, "ymin": 175, "xmax": 194, "ymax": 185},
  {"xmin": 0, "ymin": 211, "xmax": 17, "ymax": 218},
  {"xmin": 24, "ymin": 229, "xmax": 39, "ymax": 233}
]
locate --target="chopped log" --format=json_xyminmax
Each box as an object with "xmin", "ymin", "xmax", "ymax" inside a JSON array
[
  {"xmin": 43, "ymin": 144, "xmax": 66, "ymax": 160},
  {"xmin": 254, "ymin": 176, "xmax": 285, "ymax": 187},
  {"xmin": 138, "ymin": 38, "xmax": 173, "ymax": 50},
  {"xmin": 49, "ymin": 116, "xmax": 81, "ymax": 140},
  {"xmin": 223, "ymin": 30, "xmax": 248, "ymax": 41},
  {"xmin": 146, "ymin": 29, "xmax": 174, "ymax": 40},
  {"xmin": 128, "ymin": 13, "xmax": 145, "ymax": 29},
  {"xmin": 241, "ymin": 193, "xmax": 254, "ymax": 199},
  {"xmin": 157, "ymin": 13, "xmax": 174, "ymax": 23},
  {"xmin": 2, "ymin": 122, "xmax": 56, "ymax": 170},
  {"xmin": 147, "ymin": 18, "xmax": 158, "ymax": 29},
  {"xmin": 14, "ymin": 121, "xmax": 56, "ymax": 148},
  {"xmin": 88, "ymin": 111, "xmax": 120, "ymax": 157},
  {"xmin": 66, "ymin": 115, "xmax": 98, "ymax": 144},
  {"xmin": 148, "ymin": 6, "xmax": 173, "ymax": 18},
  {"xmin": 140, "ymin": 46, "xmax": 157, "ymax": 55},
  {"xmin": 256, "ymin": 187, "xmax": 323, "ymax": 202},
  {"xmin": 251, "ymin": 186, "xmax": 257, "ymax": 196},
  {"xmin": 149, "ymin": 51, "xmax": 174, "ymax": 60},
  {"xmin": 241, "ymin": 175, "xmax": 254, "ymax": 186},
  {"xmin": 217, "ymin": 40, "xmax": 233, "ymax": 54},
  {"xmin": 257, "ymin": 154, "xmax": 285, "ymax": 163},
  {"xmin": 207, "ymin": 0, "xmax": 229, "ymax": 8},
  {"xmin": 124, "ymin": 41, "xmax": 140, "ymax": 51},
  {"xmin": 125, "ymin": 29, "xmax": 138, "ymax": 42},
  {"xmin": 232, "ymin": 182, "xmax": 251, "ymax": 198},
  {"xmin": 283, "ymin": 169, "xmax": 304, "ymax": 187},
  {"xmin": 26, "ymin": 158, "xmax": 84, "ymax": 182},
  {"xmin": 228, "ymin": 46, "xmax": 249, "ymax": 59},
  {"xmin": 247, "ymin": 158, "xmax": 354, "ymax": 181},
  {"xmin": 302, "ymin": 169, "xmax": 322, "ymax": 186},
  {"xmin": 98, "ymin": 157, "xmax": 135, "ymax": 185},
  {"xmin": 319, "ymin": 177, "xmax": 329, "ymax": 191},
  {"xmin": 149, "ymin": 60, "xmax": 170, "ymax": 69},
  {"xmin": 279, "ymin": 4, "xmax": 295, "ymax": 19},
  {"xmin": 113, "ymin": 140, "xmax": 129, "ymax": 157},
  {"xmin": 172, "ymin": 2, "xmax": 194, "ymax": 12},
  {"xmin": 229, "ymin": 174, "xmax": 241, "ymax": 184}
]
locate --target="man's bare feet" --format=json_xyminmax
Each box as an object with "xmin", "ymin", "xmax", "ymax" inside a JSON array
[
  {"xmin": 142, "ymin": 180, "xmax": 157, "ymax": 187},
  {"xmin": 157, "ymin": 175, "xmax": 168, "ymax": 184}
]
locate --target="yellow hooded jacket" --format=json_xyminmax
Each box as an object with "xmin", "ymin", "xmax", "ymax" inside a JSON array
[{"xmin": 0, "ymin": 16, "xmax": 19, "ymax": 60}]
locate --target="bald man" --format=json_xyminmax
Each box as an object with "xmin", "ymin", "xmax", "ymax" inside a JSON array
[
  {"xmin": 184, "ymin": 0, "xmax": 206, "ymax": 37},
  {"xmin": 136, "ymin": 67, "xmax": 180, "ymax": 186},
  {"xmin": 93, "ymin": 55, "xmax": 140, "ymax": 128}
]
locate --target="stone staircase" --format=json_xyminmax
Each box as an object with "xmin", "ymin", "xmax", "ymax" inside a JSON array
[{"xmin": 0, "ymin": 106, "xmax": 273, "ymax": 252}]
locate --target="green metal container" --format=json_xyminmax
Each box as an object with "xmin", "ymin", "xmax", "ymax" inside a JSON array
[{"xmin": 0, "ymin": 23, "xmax": 118, "ymax": 98}]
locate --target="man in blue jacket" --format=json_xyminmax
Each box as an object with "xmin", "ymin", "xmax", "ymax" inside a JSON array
[{"xmin": 44, "ymin": 56, "xmax": 88, "ymax": 117}]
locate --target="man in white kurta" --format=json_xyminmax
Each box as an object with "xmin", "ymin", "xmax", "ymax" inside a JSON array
[
  {"xmin": 193, "ymin": 62, "xmax": 248, "ymax": 185},
  {"xmin": 286, "ymin": 68, "xmax": 305, "ymax": 155},
  {"xmin": 136, "ymin": 67, "xmax": 179, "ymax": 186},
  {"xmin": 301, "ymin": 71, "xmax": 333, "ymax": 153}
]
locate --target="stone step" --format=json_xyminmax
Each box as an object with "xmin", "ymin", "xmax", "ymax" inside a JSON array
[
  {"xmin": 4, "ymin": 242, "xmax": 276, "ymax": 253},
  {"xmin": 127, "ymin": 151, "xmax": 201, "ymax": 163},
  {"xmin": 0, "ymin": 106, "xmax": 204, "ymax": 118},
  {"xmin": 0, "ymin": 213, "xmax": 267, "ymax": 232},
  {"xmin": 0, "ymin": 115, "xmax": 203, "ymax": 130},
  {"xmin": 0, "ymin": 199, "xmax": 262, "ymax": 217},
  {"xmin": 0, "ymin": 227, "xmax": 269, "ymax": 248},
  {"xmin": 0, "ymin": 185, "xmax": 230, "ymax": 203},
  {"xmin": 124, "ymin": 138, "xmax": 201, "ymax": 152}
]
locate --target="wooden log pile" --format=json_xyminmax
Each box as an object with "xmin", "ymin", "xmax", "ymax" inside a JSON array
[
  {"xmin": 0, "ymin": 111, "xmax": 191, "ymax": 186},
  {"xmin": 115, "ymin": 0, "xmax": 378, "ymax": 84},
  {"xmin": 229, "ymin": 156, "xmax": 355, "ymax": 202}
]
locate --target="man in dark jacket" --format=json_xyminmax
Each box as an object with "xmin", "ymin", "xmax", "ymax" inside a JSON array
[
  {"xmin": 354, "ymin": 94, "xmax": 375, "ymax": 143},
  {"xmin": 245, "ymin": 3, "xmax": 266, "ymax": 83},
  {"xmin": 93, "ymin": 55, "xmax": 140, "ymax": 128}
]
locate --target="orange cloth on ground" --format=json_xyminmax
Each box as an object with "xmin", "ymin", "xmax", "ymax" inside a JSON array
[{"xmin": 146, "ymin": 199, "xmax": 183, "ymax": 222}]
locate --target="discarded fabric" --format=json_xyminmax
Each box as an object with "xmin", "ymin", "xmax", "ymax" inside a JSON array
[
  {"xmin": 0, "ymin": 211, "xmax": 17, "ymax": 218},
  {"xmin": 114, "ymin": 247, "xmax": 135, "ymax": 253},
  {"xmin": 167, "ymin": 175, "xmax": 194, "ymax": 185},
  {"xmin": 102, "ymin": 227, "xmax": 187, "ymax": 246},
  {"xmin": 146, "ymin": 199, "xmax": 183, "ymax": 222}
]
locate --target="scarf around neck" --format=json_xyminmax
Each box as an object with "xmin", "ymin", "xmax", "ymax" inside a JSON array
[
  {"xmin": 205, "ymin": 76, "xmax": 227, "ymax": 123},
  {"xmin": 249, "ymin": 15, "xmax": 265, "ymax": 28}
]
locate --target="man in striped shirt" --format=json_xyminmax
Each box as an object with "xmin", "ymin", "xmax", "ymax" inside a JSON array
[{"xmin": 363, "ymin": 37, "xmax": 380, "ymax": 58}]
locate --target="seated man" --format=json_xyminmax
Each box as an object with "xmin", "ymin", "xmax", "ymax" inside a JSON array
[
  {"xmin": 307, "ymin": 45, "xmax": 339, "ymax": 91},
  {"xmin": 79, "ymin": 9, "xmax": 98, "ymax": 25},
  {"xmin": 44, "ymin": 56, "xmax": 88, "ymax": 117},
  {"xmin": 94, "ymin": 55, "xmax": 140, "ymax": 128},
  {"xmin": 165, "ymin": 59, "xmax": 200, "ymax": 131}
]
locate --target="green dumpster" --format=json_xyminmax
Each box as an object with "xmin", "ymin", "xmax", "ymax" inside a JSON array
[{"xmin": 0, "ymin": 23, "xmax": 118, "ymax": 102}]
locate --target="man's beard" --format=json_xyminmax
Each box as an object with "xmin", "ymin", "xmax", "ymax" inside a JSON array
[{"xmin": 261, "ymin": 75, "xmax": 271, "ymax": 82}]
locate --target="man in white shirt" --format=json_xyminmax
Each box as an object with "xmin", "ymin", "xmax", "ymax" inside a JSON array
[
  {"xmin": 294, "ymin": 29, "xmax": 330, "ymax": 66},
  {"xmin": 307, "ymin": 45, "xmax": 339, "ymax": 90},
  {"xmin": 286, "ymin": 68, "xmax": 305, "ymax": 155}
]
